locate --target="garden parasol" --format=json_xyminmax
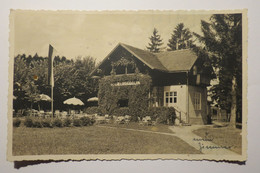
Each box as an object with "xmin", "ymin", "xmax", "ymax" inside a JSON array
[
  {"xmin": 63, "ymin": 97, "xmax": 84, "ymax": 115},
  {"xmin": 38, "ymin": 94, "xmax": 52, "ymax": 111},
  {"xmin": 63, "ymin": 97, "xmax": 84, "ymax": 105},
  {"xmin": 39, "ymin": 94, "xmax": 52, "ymax": 101},
  {"xmin": 87, "ymin": 97, "xmax": 98, "ymax": 102}
]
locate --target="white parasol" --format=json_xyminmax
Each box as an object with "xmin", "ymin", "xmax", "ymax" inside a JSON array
[
  {"xmin": 39, "ymin": 94, "xmax": 52, "ymax": 101},
  {"xmin": 63, "ymin": 97, "xmax": 84, "ymax": 106},
  {"xmin": 87, "ymin": 97, "xmax": 98, "ymax": 102}
]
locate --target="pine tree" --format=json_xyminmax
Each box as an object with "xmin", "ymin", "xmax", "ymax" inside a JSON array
[
  {"xmin": 146, "ymin": 28, "xmax": 163, "ymax": 53},
  {"xmin": 167, "ymin": 23, "xmax": 194, "ymax": 51},
  {"xmin": 193, "ymin": 14, "xmax": 242, "ymax": 128}
]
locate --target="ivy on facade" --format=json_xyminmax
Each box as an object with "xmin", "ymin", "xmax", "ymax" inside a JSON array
[{"xmin": 98, "ymin": 73, "xmax": 152, "ymax": 118}]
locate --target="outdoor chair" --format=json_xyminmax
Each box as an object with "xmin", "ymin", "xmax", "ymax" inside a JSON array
[
  {"xmin": 142, "ymin": 116, "xmax": 152, "ymax": 126},
  {"xmin": 45, "ymin": 111, "xmax": 52, "ymax": 118},
  {"xmin": 138, "ymin": 117, "xmax": 143, "ymax": 125},
  {"xmin": 54, "ymin": 110, "xmax": 60, "ymax": 118},
  {"xmin": 39, "ymin": 110, "xmax": 45, "ymax": 118},
  {"xmin": 32, "ymin": 109, "xmax": 38, "ymax": 117},
  {"xmin": 61, "ymin": 111, "xmax": 68, "ymax": 119},
  {"xmin": 104, "ymin": 114, "xmax": 110, "ymax": 123},
  {"xmin": 115, "ymin": 116, "xmax": 125, "ymax": 124},
  {"xmin": 124, "ymin": 115, "xmax": 131, "ymax": 124},
  {"xmin": 95, "ymin": 116, "xmax": 106, "ymax": 124}
]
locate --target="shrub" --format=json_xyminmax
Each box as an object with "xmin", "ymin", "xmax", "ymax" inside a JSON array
[
  {"xmin": 80, "ymin": 117, "xmax": 92, "ymax": 126},
  {"xmin": 24, "ymin": 117, "xmax": 34, "ymax": 127},
  {"xmin": 63, "ymin": 118, "xmax": 72, "ymax": 127},
  {"xmin": 73, "ymin": 119, "xmax": 81, "ymax": 127},
  {"xmin": 13, "ymin": 118, "xmax": 21, "ymax": 127},
  {"xmin": 112, "ymin": 107, "xmax": 130, "ymax": 116},
  {"xmin": 33, "ymin": 119, "xmax": 42, "ymax": 128},
  {"xmin": 90, "ymin": 118, "xmax": 96, "ymax": 125},
  {"xmin": 85, "ymin": 107, "xmax": 102, "ymax": 115},
  {"xmin": 52, "ymin": 118, "xmax": 63, "ymax": 127},
  {"xmin": 41, "ymin": 119, "xmax": 52, "ymax": 128},
  {"xmin": 129, "ymin": 115, "xmax": 139, "ymax": 122},
  {"xmin": 147, "ymin": 107, "xmax": 176, "ymax": 124},
  {"xmin": 23, "ymin": 110, "xmax": 32, "ymax": 116}
]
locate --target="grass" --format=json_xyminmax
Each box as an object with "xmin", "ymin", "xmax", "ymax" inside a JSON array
[
  {"xmin": 193, "ymin": 126, "xmax": 242, "ymax": 154},
  {"xmin": 13, "ymin": 125, "xmax": 201, "ymax": 155},
  {"xmin": 100, "ymin": 122, "xmax": 173, "ymax": 133}
]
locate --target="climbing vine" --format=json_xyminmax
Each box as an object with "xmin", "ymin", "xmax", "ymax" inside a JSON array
[{"xmin": 98, "ymin": 73, "xmax": 152, "ymax": 118}]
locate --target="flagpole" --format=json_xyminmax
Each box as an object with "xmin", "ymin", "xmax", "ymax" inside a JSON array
[
  {"xmin": 51, "ymin": 79, "xmax": 54, "ymax": 119},
  {"xmin": 48, "ymin": 44, "xmax": 54, "ymax": 119}
]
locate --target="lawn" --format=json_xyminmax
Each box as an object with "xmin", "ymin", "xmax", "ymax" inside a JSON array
[
  {"xmin": 100, "ymin": 122, "xmax": 173, "ymax": 133},
  {"xmin": 193, "ymin": 126, "xmax": 242, "ymax": 154},
  {"xmin": 13, "ymin": 125, "xmax": 201, "ymax": 155}
]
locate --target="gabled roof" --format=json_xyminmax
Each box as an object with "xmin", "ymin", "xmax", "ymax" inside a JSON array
[
  {"xmin": 121, "ymin": 43, "xmax": 198, "ymax": 72},
  {"xmin": 120, "ymin": 43, "xmax": 167, "ymax": 71},
  {"xmin": 155, "ymin": 49, "xmax": 198, "ymax": 72},
  {"xmin": 91, "ymin": 43, "xmax": 199, "ymax": 75}
]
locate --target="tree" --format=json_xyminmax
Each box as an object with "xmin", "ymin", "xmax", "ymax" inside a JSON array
[
  {"xmin": 167, "ymin": 23, "xmax": 194, "ymax": 51},
  {"xmin": 193, "ymin": 14, "xmax": 242, "ymax": 128},
  {"xmin": 54, "ymin": 56, "xmax": 97, "ymax": 109},
  {"xmin": 146, "ymin": 28, "xmax": 163, "ymax": 53},
  {"xmin": 13, "ymin": 54, "xmax": 97, "ymax": 112}
]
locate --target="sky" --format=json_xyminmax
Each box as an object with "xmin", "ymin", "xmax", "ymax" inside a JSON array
[{"xmin": 13, "ymin": 11, "xmax": 211, "ymax": 62}]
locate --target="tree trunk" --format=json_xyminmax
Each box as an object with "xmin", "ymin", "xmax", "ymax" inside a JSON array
[{"xmin": 229, "ymin": 76, "xmax": 237, "ymax": 128}]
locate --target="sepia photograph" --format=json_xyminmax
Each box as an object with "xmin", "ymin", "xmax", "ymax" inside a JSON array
[{"xmin": 8, "ymin": 10, "xmax": 247, "ymax": 161}]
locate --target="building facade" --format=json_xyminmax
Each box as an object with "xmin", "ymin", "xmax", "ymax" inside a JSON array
[{"xmin": 91, "ymin": 43, "xmax": 212, "ymax": 125}]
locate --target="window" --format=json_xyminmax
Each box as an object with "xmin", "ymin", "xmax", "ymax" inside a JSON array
[
  {"xmin": 165, "ymin": 91, "xmax": 177, "ymax": 104},
  {"xmin": 117, "ymin": 99, "xmax": 128, "ymax": 107},
  {"xmin": 193, "ymin": 65, "xmax": 197, "ymax": 75},
  {"xmin": 194, "ymin": 92, "xmax": 201, "ymax": 110}
]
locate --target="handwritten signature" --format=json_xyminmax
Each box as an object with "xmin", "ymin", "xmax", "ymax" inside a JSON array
[
  {"xmin": 193, "ymin": 132, "xmax": 232, "ymax": 152},
  {"xmin": 198, "ymin": 142, "xmax": 232, "ymax": 152}
]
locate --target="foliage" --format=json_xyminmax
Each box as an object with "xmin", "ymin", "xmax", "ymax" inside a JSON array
[
  {"xmin": 33, "ymin": 119, "xmax": 43, "ymax": 128},
  {"xmin": 13, "ymin": 54, "xmax": 97, "ymax": 111},
  {"xmin": 72, "ymin": 119, "xmax": 82, "ymax": 127},
  {"xmin": 24, "ymin": 117, "xmax": 34, "ymax": 127},
  {"xmin": 80, "ymin": 117, "xmax": 93, "ymax": 126},
  {"xmin": 85, "ymin": 107, "xmax": 102, "ymax": 115},
  {"xmin": 52, "ymin": 118, "xmax": 63, "ymax": 127},
  {"xmin": 167, "ymin": 23, "xmax": 194, "ymax": 51},
  {"xmin": 146, "ymin": 107, "xmax": 176, "ymax": 124},
  {"xmin": 193, "ymin": 14, "xmax": 242, "ymax": 127},
  {"xmin": 63, "ymin": 118, "xmax": 72, "ymax": 127},
  {"xmin": 112, "ymin": 107, "xmax": 130, "ymax": 116},
  {"xmin": 41, "ymin": 119, "xmax": 52, "ymax": 128},
  {"xmin": 54, "ymin": 56, "xmax": 98, "ymax": 108},
  {"xmin": 98, "ymin": 74, "xmax": 152, "ymax": 119},
  {"xmin": 13, "ymin": 118, "xmax": 21, "ymax": 127},
  {"xmin": 146, "ymin": 28, "xmax": 164, "ymax": 53}
]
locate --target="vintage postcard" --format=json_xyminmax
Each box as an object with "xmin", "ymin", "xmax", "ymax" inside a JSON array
[{"xmin": 8, "ymin": 10, "xmax": 247, "ymax": 162}]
